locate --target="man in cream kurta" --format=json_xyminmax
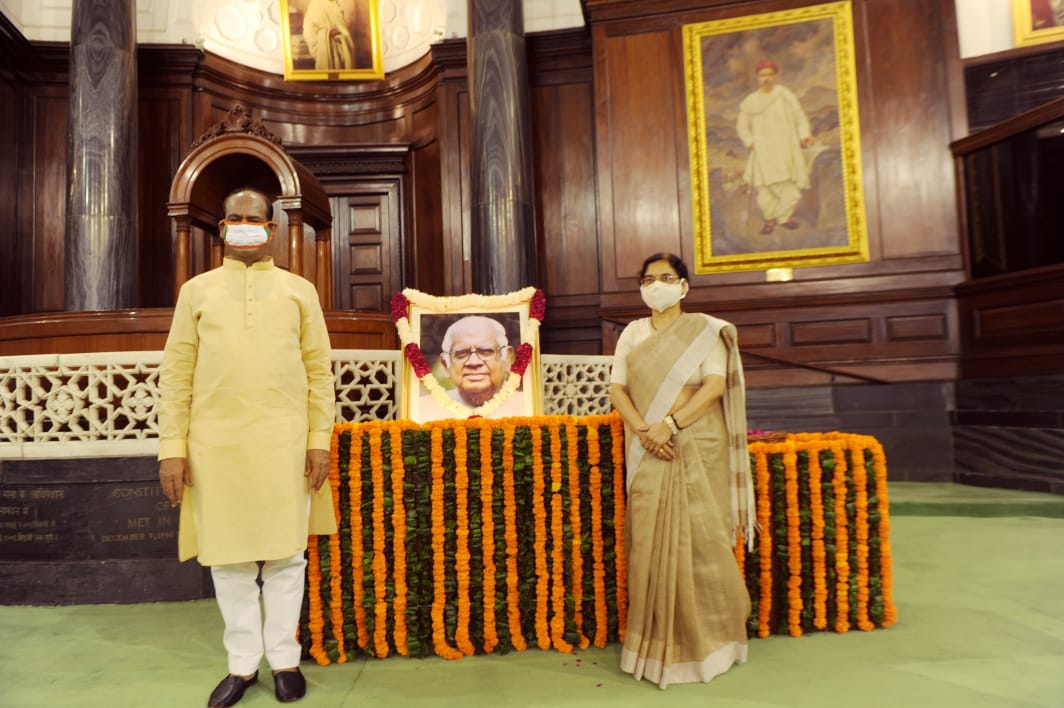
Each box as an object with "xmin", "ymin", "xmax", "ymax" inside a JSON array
[
  {"xmin": 736, "ymin": 59, "xmax": 816, "ymax": 235},
  {"xmin": 158, "ymin": 187, "xmax": 336, "ymax": 707}
]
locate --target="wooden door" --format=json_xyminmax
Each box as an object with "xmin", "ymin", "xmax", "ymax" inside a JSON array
[{"xmin": 331, "ymin": 180, "xmax": 402, "ymax": 312}]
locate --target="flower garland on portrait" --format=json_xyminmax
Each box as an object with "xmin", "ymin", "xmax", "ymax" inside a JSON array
[{"xmin": 391, "ymin": 288, "xmax": 546, "ymax": 419}]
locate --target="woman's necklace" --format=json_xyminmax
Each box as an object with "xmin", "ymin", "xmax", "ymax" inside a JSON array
[{"xmin": 650, "ymin": 308, "xmax": 681, "ymax": 331}]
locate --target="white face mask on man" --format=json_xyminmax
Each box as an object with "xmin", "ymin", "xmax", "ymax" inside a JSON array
[
  {"xmin": 222, "ymin": 222, "xmax": 272, "ymax": 249},
  {"xmin": 640, "ymin": 280, "xmax": 686, "ymax": 312}
]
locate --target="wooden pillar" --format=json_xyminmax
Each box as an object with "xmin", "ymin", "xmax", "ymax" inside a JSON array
[
  {"xmin": 316, "ymin": 227, "xmax": 332, "ymax": 309},
  {"xmin": 64, "ymin": 0, "xmax": 139, "ymax": 310},
  {"xmin": 288, "ymin": 210, "xmax": 304, "ymax": 276},
  {"xmin": 172, "ymin": 214, "xmax": 191, "ymax": 299},
  {"xmin": 467, "ymin": 0, "xmax": 539, "ymax": 294}
]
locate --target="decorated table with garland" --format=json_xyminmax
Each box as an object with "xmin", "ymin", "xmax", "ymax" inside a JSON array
[{"xmin": 299, "ymin": 415, "xmax": 896, "ymax": 664}]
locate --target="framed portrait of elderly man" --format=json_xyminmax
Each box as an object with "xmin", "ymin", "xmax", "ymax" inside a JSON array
[
  {"xmin": 280, "ymin": 0, "xmax": 384, "ymax": 81},
  {"xmin": 392, "ymin": 288, "xmax": 545, "ymax": 423},
  {"xmin": 682, "ymin": 1, "xmax": 869, "ymax": 274}
]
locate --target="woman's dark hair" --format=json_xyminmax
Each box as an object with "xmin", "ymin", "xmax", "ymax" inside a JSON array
[{"xmin": 638, "ymin": 252, "xmax": 689, "ymax": 281}]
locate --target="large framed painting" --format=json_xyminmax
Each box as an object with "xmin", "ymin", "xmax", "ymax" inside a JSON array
[
  {"xmin": 392, "ymin": 288, "xmax": 545, "ymax": 423},
  {"xmin": 1012, "ymin": 0, "xmax": 1064, "ymax": 47},
  {"xmin": 280, "ymin": 0, "xmax": 384, "ymax": 81},
  {"xmin": 683, "ymin": 1, "xmax": 868, "ymax": 274}
]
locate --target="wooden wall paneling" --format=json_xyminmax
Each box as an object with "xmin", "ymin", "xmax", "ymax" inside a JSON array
[
  {"xmin": 956, "ymin": 264, "xmax": 1064, "ymax": 378},
  {"xmin": 407, "ymin": 101, "xmax": 445, "ymax": 295},
  {"xmin": 187, "ymin": 52, "xmax": 441, "ymax": 150},
  {"xmin": 718, "ymin": 296, "xmax": 958, "ymax": 383},
  {"xmin": 532, "ymin": 81, "xmax": 603, "ymax": 354},
  {"xmin": 431, "ymin": 40, "xmax": 472, "ymax": 296},
  {"xmin": 137, "ymin": 46, "xmax": 199, "ymax": 308},
  {"xmin": 26, "ymin": 88, "xmax": 69, "ymax": 313},
  {"xmin": 936, "ymin": 0, "xmax": 969, "ymax": 141},
  {"xmin": 532, "ymin": 81, "xmax": 599, "ymax": 298},
  {"xmin": 137, "ymin": 91, "xmax": 188, "ymax": 307},
  {"xmin": 0, "ymin": 73, "xmax": 19, "ymax": 315},
  {"xmin": 323, "ymin": 311, "xmax": 398, "ymax": 349},
  {"xmin": 858, "ymin": 0, "xmax": 960, "ymax": 261},
  {"xmin": 602, "ymin": 279, "xmax": 959, "ymax": 382},
  {"xmin": 596, "ymin": 28, "xmax": 684, "ymax": 293},
  {"xmin": 0, "ymin": 309, "xmax": 397, "ymax": 355},
  {"xmin": 529, "ymin": 35, "xmax": 602, "ymax": 353},
  {"xmin": 0, "ymin": 310, "xmax": 176, "ymax": 355}
]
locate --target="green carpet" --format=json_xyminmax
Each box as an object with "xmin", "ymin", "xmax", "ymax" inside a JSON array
[{"xmin": 1, "ymin": 482, "xmax": 1062, "ymax": 707}]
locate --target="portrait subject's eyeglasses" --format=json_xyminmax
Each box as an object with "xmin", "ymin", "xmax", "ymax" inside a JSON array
[
  {"xmin": 639, "ymin": 274, "xmax": 681, "ymax": 286},
  {"xmin": 449, "ymin": 346, "xmax": 503, "ymax": 363}
]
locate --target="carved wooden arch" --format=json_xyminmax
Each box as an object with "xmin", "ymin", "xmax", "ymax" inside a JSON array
[{"xmin": 167, "ymin": 105, "xmax": 333, "ymax": 307}]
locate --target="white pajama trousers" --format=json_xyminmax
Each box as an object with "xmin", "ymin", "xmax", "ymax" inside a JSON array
[
  {"xmin": 757, "ymin": 180, "xmax": 802, "ymax": 222},
  {"xmin": 210, "ymin": 552, "xmax": 307, "ymax": 675}
]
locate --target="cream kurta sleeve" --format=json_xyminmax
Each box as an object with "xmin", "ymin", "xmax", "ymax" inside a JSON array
[
  {"xmin": 300, "ymin": 287, "xmax": 334, "ymax": 451},
  {"xmin": 158, "ymin": 283, "xmax": 199, "ymax": 460}
]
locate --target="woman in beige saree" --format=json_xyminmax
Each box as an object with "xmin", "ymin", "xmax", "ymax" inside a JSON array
[{"xmin": 609, "ymin": 253, "xmax": 755, "ymax": 689}]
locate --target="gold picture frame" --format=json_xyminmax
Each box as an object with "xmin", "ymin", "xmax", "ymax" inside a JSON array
[
  {"xmin": 393, "ymin": 289, "xmax": 544, "ymax": 423},
  {"xmin": 1011, "ymin": 0, "xmax": 1064, "ymax": 47},
  {"xmin": 683, "ymin": 1, "xmax": 868, "ymax": 274},
  {"xmin": 279, "ymin": 0, "xmax": 384, "ymax": 81}
]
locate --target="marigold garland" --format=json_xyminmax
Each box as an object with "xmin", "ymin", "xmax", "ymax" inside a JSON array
[
  {"xmin": 501, "ymin": 423, "xmax": 527, "ymax": 651},
  {"xmin": 478, "ymin": 422, "xmax": 500, "ymax": 652},
  {"xmin": 783, "ymin": 440, "xmax": 803, "ymax": 637},
  {"xmin": 807, "ymin": 443, "xmax": 828, "ymax": 630},
  {"xmin": 453, "ymin": 424, "xmax": 476, "ymax": 656},
  {"xmin": 306, "ymin": 524, "xmax": 328, "ymax": 664},
  {"xmin": 530, "ymin": 426, "xmax": 550, "ymax": 649},
  {"xmin": 586, "ymin": 425, "xmax": 608, "ymax": 648},
  {"xmin": 850, "ymin": 438, "xmax": 875, "ymax": 632},
  {"xmin": 547, "ymin": 423, "xmax": 574, "ymax": 653},
  {"xmin": 609, "ymin": 415, "xmax": 628, "ymax": 641},
  {"xmin": 831, "ymin": 443, "xmax": 851, "ymax": 633},
  {"xmin": 430, "ymin": 426, "xmax": 463, "ymax": 659},
  {"xmin": 349, "ymin": 424, "xmax": 368, "ymax": 649},
  {"xmin": 327, "ymin": 426, "xmax": 348, "ymax": 663},
  {"xmin": 368, "ymin": 424, "xmax": 390, "ymax": 657},
  {"xmin": 303, "ymin": 421, "xmax": 896, "ymax": 662},
  {"xmin": 753, "ymin": 446, "xmax": 773, "ymax": 638},
  {"xmin": 564, "ymin": 420, "xmax": 589, "ymax": 649},
  {"xmin": 387, "ymin": 422, "xmax": 411, "ymax": 655},
  {"xmin": 872, "ymin": 440, "xmax": 897, "ymax": 627}
]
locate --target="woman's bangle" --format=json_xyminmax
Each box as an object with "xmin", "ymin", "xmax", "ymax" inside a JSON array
[{"xmin": 664, "ymin": 415, "xmax": 680, "ymax": 435}]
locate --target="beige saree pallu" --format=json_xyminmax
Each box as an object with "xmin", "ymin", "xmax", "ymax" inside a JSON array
[{"xmin": 620, "ymin": 313, "xmax": 755, "ymax": 688}]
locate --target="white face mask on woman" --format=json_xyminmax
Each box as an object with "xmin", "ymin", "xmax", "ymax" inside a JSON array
[{"xmin": 640, "ymin": 280, "xmax": 686, "ymax": 312}]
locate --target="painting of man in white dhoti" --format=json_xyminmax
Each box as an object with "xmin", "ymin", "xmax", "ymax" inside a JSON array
[{"xmin": 736, "ymin": 58, "xmax": 826, "ymax": 236}]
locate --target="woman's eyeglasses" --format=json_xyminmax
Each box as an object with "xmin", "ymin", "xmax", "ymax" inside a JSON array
[
  {"xmin": 639, "ymin": 274, "xmax": 681, "ymax": 286},
  {"xmin": 449, "ymin": 346, "xmax": 502, "ymax": 362}
]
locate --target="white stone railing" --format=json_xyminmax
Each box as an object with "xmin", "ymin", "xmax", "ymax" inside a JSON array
[{"xmin": 0, "ymin": 350, "xmax": 614, "ymax": 459}]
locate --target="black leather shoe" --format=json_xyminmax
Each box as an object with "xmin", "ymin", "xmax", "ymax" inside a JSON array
[
  {"xmin": 274, "ymin": 668, "xmax": 307, "ymax": 703},
  {"xmin": 208, "ymin": 672, "xmax": 258, "ymax": 707}
]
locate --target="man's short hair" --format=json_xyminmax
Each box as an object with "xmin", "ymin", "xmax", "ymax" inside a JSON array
[
  {"xmin": 223, "ymin": 187, "xmax": 274, "ymax": 221},
  {"xmin": 440, "ymin": 316, "xmax": 510, "ymax": 358}
]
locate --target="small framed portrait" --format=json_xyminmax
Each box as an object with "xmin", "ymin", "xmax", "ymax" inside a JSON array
[
  {"xmin": 279, "ymin": 0, "xmax": 385, "ymax": 81},
  {"xmin": 392, "ymin": 288, "xmax": 545, "ymax": 423},
  {"xmin": 1011, "ymin": 0, "xmax": 1064, "ymax": 47},
  {"xmin": 682, "ymin": 1, "xmax": 869, "ymax": 274}
]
